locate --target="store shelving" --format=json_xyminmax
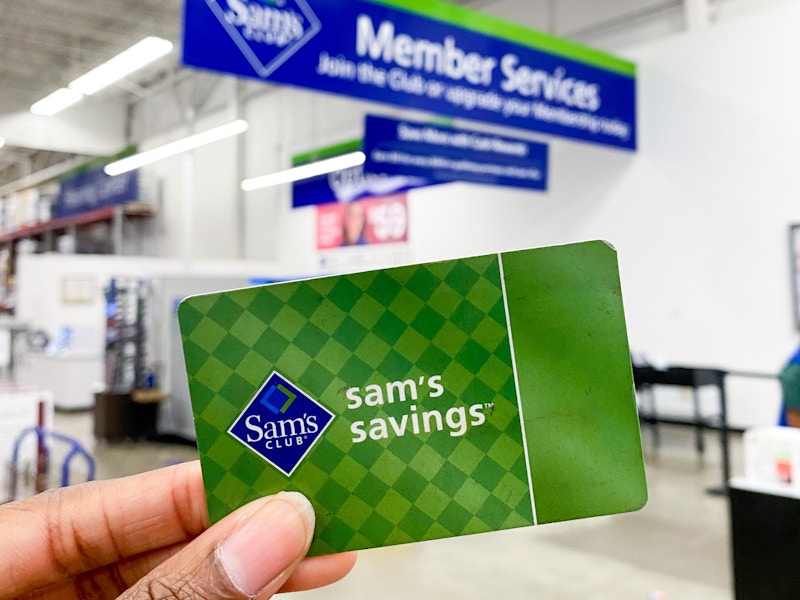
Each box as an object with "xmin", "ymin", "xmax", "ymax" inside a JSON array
[
  {"xmin": 0, "ymin": 202, "xmax": 156, "ymax": 313},
  {"xmin": 0, "ymin": 202, "xmax": 154, "ymax": 245}
]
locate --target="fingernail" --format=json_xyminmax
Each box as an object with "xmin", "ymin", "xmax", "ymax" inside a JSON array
[{"xmin": 217, "ymin": 492, "xmax": 315, "ymax": 596}]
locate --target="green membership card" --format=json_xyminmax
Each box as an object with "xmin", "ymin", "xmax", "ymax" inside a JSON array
[{"xmin": 178, "ymin": 240, "xmax": 647, "ymax": 556}]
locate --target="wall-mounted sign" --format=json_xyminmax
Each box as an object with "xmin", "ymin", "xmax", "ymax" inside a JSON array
[
  {"xmin": 56, "ymin": 167, "xmax": 138, "ymax": 218},
  {"xmin": 183, "ymin": 0, "xmax": 636, "ymax": 150},
  {"xmin": 317, "ymin": 193, "xmax": 408, "ymax": 249},
  {"xmin": 292, "ymin": 140, "xmax": 429, "ymax": 208},
  {"xmin": 363, "ymin": 114, "xmax": 547, "ymax": 191}
]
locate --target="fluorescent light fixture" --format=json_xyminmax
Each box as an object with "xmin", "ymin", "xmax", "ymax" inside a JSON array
[
  {"xmin": 241, "ymin": 151, "xmax": 367, "ymax": 191},
  {"xmin": 104, "ymin": 119, "xmax": 249, "ymax": 176},
  {"xmin": 70, "ymin": 37, "xmax": 173, "ymax": 95},
  {"xmin": 30, "ymin": 36, "xmax": 173, "ymax": 116},
  {"xmin": 30, "ymin": 88, "xmax": 83, "ymax": 116}
]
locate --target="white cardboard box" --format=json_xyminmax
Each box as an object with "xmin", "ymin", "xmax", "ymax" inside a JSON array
[{"xmin": 743, "ymin": 425, "xmax": 800, "ymax": 492}]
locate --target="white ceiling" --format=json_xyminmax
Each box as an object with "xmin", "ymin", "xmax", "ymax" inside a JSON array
[{"xmin": 0, "ymin": 0, "xmax": 688, "ymax": 189}]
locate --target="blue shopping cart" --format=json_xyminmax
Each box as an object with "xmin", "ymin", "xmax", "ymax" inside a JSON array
[{"xmin": 6, "ymin": 426, "xmax": 95, "ymax": 502}]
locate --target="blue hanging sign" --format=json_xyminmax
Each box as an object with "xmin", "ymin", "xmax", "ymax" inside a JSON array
[
  {"xmin": 56, "ymin": 167, "xmax": 139, "ymax": 218},
  {"xmin": 363, "ymin": 114, "xmax": 548, "ymax": 190},
  {"xmin": 182, "ymin": 0, "xmax": 637, "ymax": 150}
]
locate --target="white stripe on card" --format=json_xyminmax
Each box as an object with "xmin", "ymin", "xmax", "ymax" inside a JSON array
[{"xmin": 497, "ymin": 253, "xmax": 538, "ymax": 526}]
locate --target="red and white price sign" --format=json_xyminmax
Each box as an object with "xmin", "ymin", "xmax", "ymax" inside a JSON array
[{"xmin": 317, "ymin": 193, "xmax": 408, "ymax": 250}]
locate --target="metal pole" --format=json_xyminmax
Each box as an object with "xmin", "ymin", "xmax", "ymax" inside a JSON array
[
  {"xmin": 236, "ymin": 80, "xmax": 246, "ymax": 259},
  {"xmin": 181, "ymin": 106, "xmax": 196, "ymax": 269}
]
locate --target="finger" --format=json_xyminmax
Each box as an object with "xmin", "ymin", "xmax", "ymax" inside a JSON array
[
  {"xmin": 119, "ymin": 491, "xmax": 318, "ymax": 600},
  {"xmin": 18, "ymin": 545, "xmax": 356, "ymax": 600},
  {"xmin": 279, "ymin": 552, "xmax": 358, "ymax": 592},
  {"xmin": 0, "ymin": 461, "xmax": 208, "ymax": 600},
  {"xmin": 17, "ymin": 544, "xmax": 187, "ymax": 600}
]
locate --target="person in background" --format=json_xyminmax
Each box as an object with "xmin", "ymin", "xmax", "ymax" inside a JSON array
[
  {"xmin": 779, "ymin": 345, "xmax": 800, "ymax": 427},
  {"xmin": 342, "ymin": 201, "xmax": 367, "ymax": 246},
  {"xmin": 0, "ymin": 461, "xmax": 356, "ymax": 600}
]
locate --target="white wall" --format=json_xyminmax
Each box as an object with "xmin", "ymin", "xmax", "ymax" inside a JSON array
[{"xmin": 125, "ymin": 0, "xmax": 800, "ymax": 428}]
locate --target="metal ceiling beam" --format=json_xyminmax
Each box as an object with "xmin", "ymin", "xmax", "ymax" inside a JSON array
[
  {"xmin": 0, "ymin": 155, "xmax": 90, "ymax": 198},
  {"xmin": 557, "ymin": 0, "xmax": 683, "ymax": 41}
]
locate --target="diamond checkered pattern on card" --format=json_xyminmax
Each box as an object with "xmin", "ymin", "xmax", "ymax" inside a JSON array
[{"xmin": 181, "ymin": 255, "xmax": 533, "ymax": 555}]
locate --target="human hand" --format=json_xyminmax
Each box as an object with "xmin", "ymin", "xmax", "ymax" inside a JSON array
[{"xmin": 0, "ymin": 460, "xmax": 357, "ymax": 599}]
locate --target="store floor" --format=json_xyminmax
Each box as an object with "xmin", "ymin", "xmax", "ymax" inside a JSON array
[{"xmin": 49, "ymin": 411, "xmax": 736, "ymax": 599}]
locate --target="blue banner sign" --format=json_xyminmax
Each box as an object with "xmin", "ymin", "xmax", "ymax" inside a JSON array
[
  {"xmin": 363, "ymin": 114, "xmax": 547, "ymax": 190},
  {"xmin": 182, "ymin": 0, "xmax": 637, "ymax": 150},
  {"xmin": 56, "ymin": 167, "xmax": 139, "ymax": 218}
]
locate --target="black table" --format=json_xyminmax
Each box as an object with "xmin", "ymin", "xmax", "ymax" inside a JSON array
[{"xmin": 633, "ymin": 365, "xmax": 730, "ymax": 492}]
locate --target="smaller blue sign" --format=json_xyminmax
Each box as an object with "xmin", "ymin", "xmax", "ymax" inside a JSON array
[
  {"xmin": 228, "ymin": 371, "xmax": 334, "ymax": 475},
  {"xmin": 363, "ymin": 115, "xmax": 548, "ymax": 191},
  {"xmin": 56, "ymin": 167, "xmax": 139, "ymax": 218}
]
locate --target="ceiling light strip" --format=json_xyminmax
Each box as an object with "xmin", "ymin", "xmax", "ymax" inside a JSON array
[
  {"xmin": 241, "ymin": 151, "xmax": 366, "ymax": 191},
  {"xmin": 104, "ymin": 120, "xmax": 249, "ymax": 176},
  {"xmin": 69, "ymin": 37, "xmax": 173, "ymax": 96},
  {"xmin": 30, "ymin": 88, "xmax": 84, "ymax": 117},
  {"xmin": 30, "ymin": 36, "xmax": 173, "ymax": 116}
]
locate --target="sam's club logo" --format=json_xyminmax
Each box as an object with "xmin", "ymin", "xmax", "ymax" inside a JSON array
[
  {"xmin": 229, "ymin": 371, "xmax": 333, "ymax": 476},
  {"xmin": 206, "ymin": 0, "xmax": 321, "ymax": 77}
]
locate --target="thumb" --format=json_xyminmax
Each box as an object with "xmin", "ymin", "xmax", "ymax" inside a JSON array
[{"xmin": 120, "ymin": 491, "xmax": 316, "ymax": 600}]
